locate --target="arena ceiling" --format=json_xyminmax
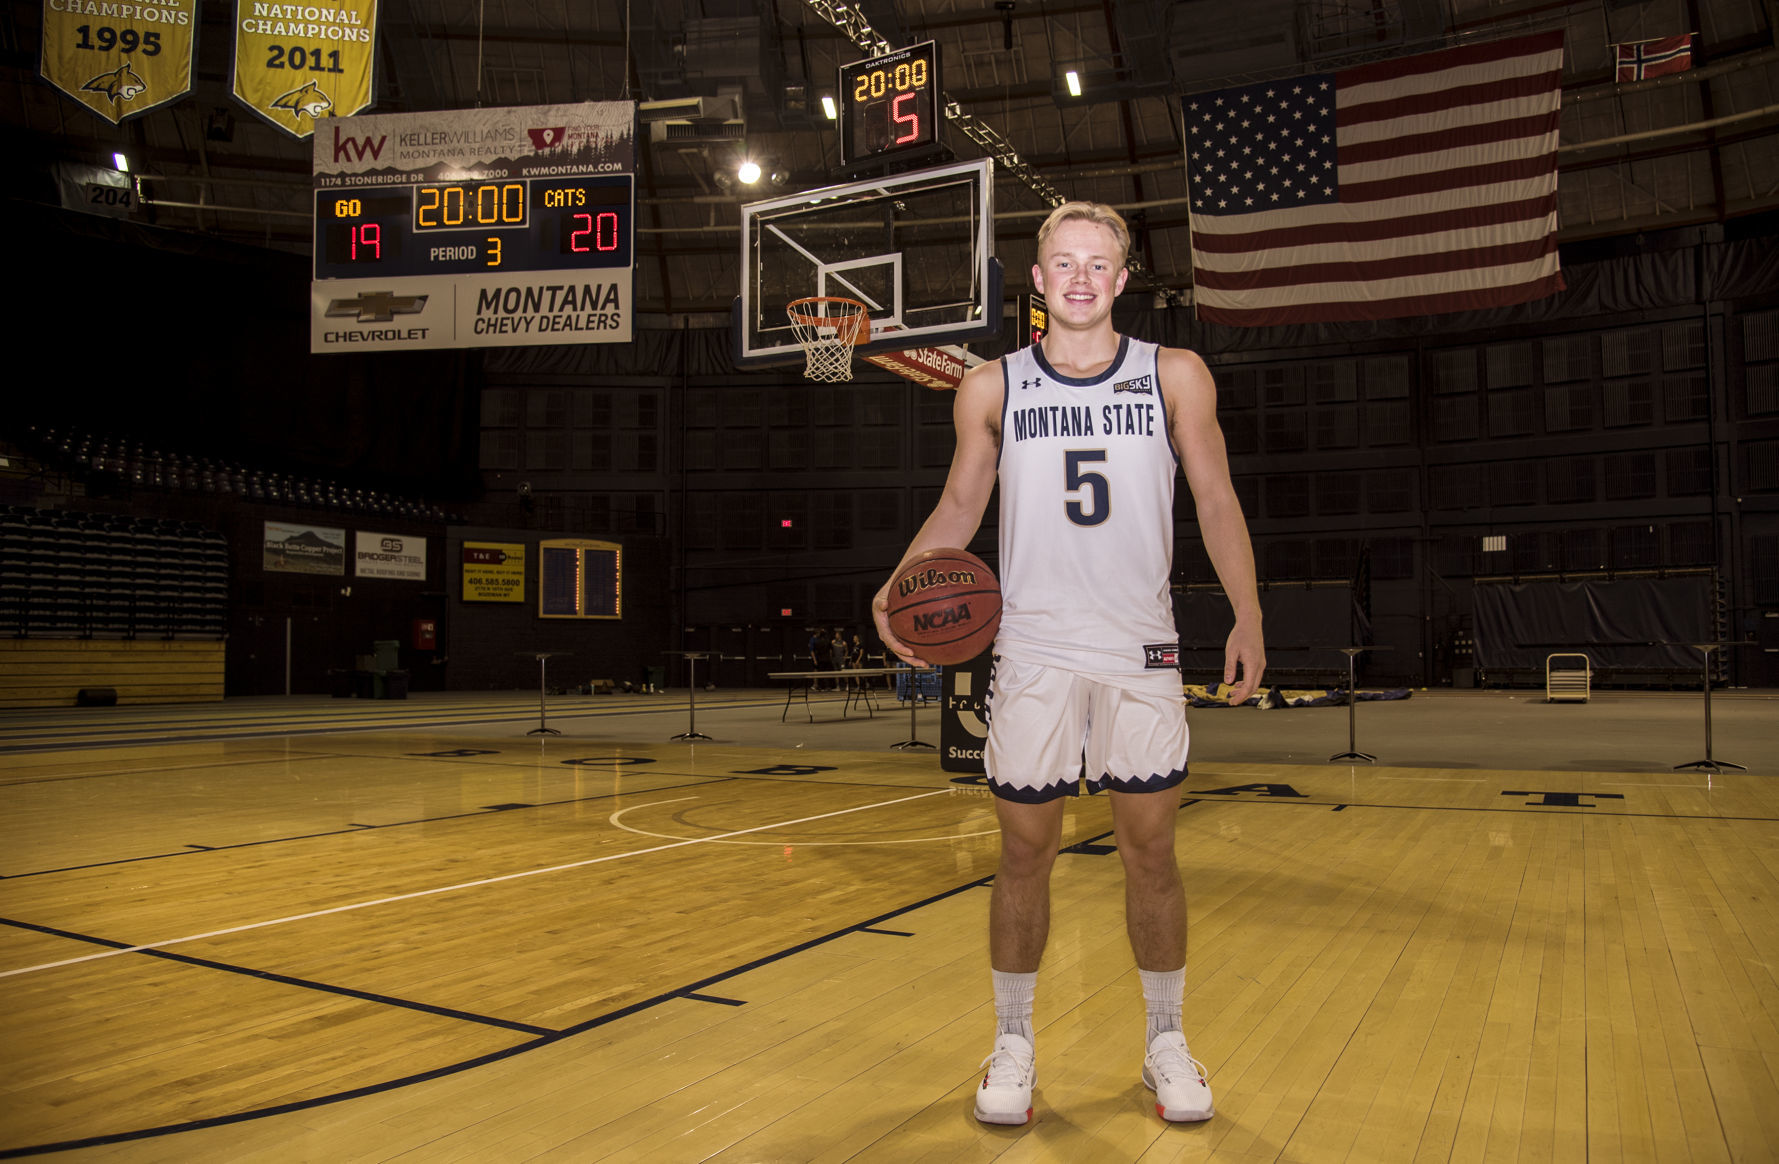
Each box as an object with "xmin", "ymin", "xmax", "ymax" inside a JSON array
[{"xmin": 7, "ymin": 0, "xmax": 1778, "ymax": 317}]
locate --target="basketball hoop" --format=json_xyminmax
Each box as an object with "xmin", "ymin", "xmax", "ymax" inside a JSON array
[{"xmin": 786, "ymin": 297, "xmax": 870, "ymax": 382}]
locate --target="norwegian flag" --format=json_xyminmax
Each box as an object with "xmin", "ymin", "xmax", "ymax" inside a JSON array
[
  {"xmin": 1185, "ymin": 32, "xmax": 1565, "ymax": 328},
  {"xmin": 1614, "ymin": 34, "xmax": 1694, "ymax": 83}
]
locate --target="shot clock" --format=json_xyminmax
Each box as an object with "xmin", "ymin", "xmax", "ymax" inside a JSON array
[
  {"xmin": 312, "ymin": 174, "xmax": 632, "ymax": 279},
  {"xmin": 838, "ymin": 41, "xmax": 943, "ymax": 168}
]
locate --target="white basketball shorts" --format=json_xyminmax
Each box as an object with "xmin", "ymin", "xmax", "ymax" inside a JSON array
[{"xmin": 983, "ymin": 656, "xmax": 1190, "ymax": 803}]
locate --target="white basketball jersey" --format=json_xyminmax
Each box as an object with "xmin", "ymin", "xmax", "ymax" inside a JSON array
[{"xmin": 995, "ymin": 337, "xmax": 1180, "ymax": 678}]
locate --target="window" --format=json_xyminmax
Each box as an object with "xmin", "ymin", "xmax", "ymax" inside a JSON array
[{"xmin": 1603, "ymin": 452, "xmax": 1658, "ymax": 499}]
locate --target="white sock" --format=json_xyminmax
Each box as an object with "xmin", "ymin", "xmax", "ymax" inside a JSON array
[
  {"xmin": 1139, "ymin": 967, "xmax": 1184, "ymax": 1045},
  {"xmin": 992, "ymin": 969, "xmax": 1037, "ymax": 1043}
]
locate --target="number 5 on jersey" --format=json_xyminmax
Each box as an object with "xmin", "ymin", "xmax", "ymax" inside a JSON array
[{"xmin": 1064, "ymin": 450, "xmax": 1109, "ymax": 526}]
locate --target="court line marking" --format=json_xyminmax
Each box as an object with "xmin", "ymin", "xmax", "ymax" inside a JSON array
[
  {"xmin": 607, "ymin": 798, "xmax": 997, "ymax": 847},
  {"xmin": 1, "ymin": 869, "xmax": 1000, "ymax": 1157},
  {"xmin": 0, "ymin": 787, "xmax": 953, "ymax": 981},
  {"xmin": 0, "ymin": 776, "xmax": 737, "ymax": 881},
  {"xmin": 0, "ymin": 697, "xmax": 790, "ymax": 754},
  {"xmin": 0, "ymin": 915, "xmax": 555, "ymax": 1036}
]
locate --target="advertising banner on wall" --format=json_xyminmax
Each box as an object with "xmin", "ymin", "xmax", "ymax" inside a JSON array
[
  {"xmin": 355, "ymin": 531, "xmax": 426, "ymax": 580},
  {"xmin": 40, "ymin": 0, "xmax": 198, "ymax": 124},
  {"xmin": 264, "ymin": 521, "xmax": 346, "ymax": 575},
  {"xmin": 462, "ymin": 541, "xmax": 525, "ymax": 602}
]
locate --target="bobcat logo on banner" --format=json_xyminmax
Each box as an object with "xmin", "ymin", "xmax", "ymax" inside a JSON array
[
  {"xmin": 39, "ymin": 0, "xmax": 197, "ymax": 125},
  {"xmin": 232, "ymin": 0, "xmax": 378, "ymax": 139}
]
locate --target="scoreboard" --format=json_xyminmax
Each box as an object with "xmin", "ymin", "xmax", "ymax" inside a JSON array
[
  {"xmin": 313, "ymin": 176, "xmax": 632, "ymax": 278},
  {"xmin": 310, "ymin": 101, "xmax": 634, "ymax": 353}
]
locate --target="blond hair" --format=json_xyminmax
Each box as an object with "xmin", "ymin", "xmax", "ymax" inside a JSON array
[{"xmin": 1036, "ymin": 201, "xmax": 1131, "ymax": 270}]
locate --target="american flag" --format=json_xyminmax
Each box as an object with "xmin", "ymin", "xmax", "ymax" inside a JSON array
[
  {"xmin": 1614, "ymin": 34, "xmax": 1693, "ymax": 83},
  {"xmin": 1185, "ymin": 32, "xmax": 1566, "ymax": 328}
]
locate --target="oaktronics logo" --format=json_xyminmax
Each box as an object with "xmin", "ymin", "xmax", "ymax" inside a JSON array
[
  {"xmin": 896, "ymin": 567, "xmax": 978, "ymax": 599},
  {"xmin": 1113, "ymin": 375, "xmax": 1154, "ymax": 395},
  {"xmin": 326, "ymin": 292, "xmax": 429, "ymax": 323},
  {"xmin": 271, "ymin": 80, "xmax": 333, "ymax": 123},
  {"xmin": 1144, "ymin": 643, "xmax": 1180, "ymax": 668},
  {"xmin": 82, "ymin": 64, "xmax": 146, "ymax": 104}
]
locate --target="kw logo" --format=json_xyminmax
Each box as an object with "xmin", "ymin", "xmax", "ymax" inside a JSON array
[
  {"xmin": 528, "ymin": 126, "xmax": 568, "ymax": 150},
  {"xmin": 914, "ymin": 603, "xmax": 973, "ymax": 632},
  {"xmin": 896, "ymin": 567, "xmax": 977, "ymax": 598},
  {"xmin": 82, "ymin": 63, "xmax": 146, "ymax": 104},
  {"xmin": 273, "ymin": 81, "xmax": 334, "ymax": 125},
  {"xmin": 331, "ymin": 122, "xmax": 385, "ymax": 162},
  {"xmin": 326, "ymin": 291, "xmax": 428, "ymax": 323}
]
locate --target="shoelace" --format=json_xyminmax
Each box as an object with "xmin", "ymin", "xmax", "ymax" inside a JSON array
[
  {"xmin": 979, "ymin": 1042, "xmax": 1034, "ymax": 1086},
  {"xmin": 1147, "ymin": 1042, "xmax": 1206, "ymax": 1086}
]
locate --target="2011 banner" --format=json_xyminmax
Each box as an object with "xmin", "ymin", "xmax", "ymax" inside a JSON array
[{"xmin": 233, "ymin": 0, "xmax": 378, "ymax": 139}]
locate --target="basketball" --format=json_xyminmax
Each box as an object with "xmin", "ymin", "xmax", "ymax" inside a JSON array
[{"xmin": 885, "ymin": 548, "xmax": 1002, "ymax": 665}]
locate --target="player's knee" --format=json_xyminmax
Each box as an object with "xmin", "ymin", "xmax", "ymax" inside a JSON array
[
  {"xmin": 1115, "ymin": 828, "xmax": 1178, "ymax": 879},
  {"xmin": 997, "ymin": 836, "xmax": 1057, "ymax": 880}
]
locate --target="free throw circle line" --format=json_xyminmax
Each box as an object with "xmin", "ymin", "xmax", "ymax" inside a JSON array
[
  {"xmin": 609, "ymin": 801, "xmax": 995, "ymax": 846},
  {"xmin": 0, "ymin": 788, "xmax": 953, "ymax": 981}
]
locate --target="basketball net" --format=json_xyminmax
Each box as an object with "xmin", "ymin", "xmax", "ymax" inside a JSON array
[{"xmin": 785, "ymin": 297, "xmax": 870, "ymax": 382}]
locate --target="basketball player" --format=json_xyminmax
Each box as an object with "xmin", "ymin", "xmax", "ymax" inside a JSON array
[{"xmin": 872, "ymin": 202, "xmax": 1265, "ymax": 1125}]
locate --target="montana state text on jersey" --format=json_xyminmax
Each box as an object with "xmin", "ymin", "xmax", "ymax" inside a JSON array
[{"xmin": 1008, "ymin": 400, "xmax": 1157, "ymax": 443}]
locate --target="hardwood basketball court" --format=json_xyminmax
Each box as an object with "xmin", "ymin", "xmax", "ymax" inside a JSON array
[{"xmin": 2, "ymin": 690, "xmax": 1775, "ymax": 1161}]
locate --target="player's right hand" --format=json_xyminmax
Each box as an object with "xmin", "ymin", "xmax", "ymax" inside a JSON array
[{"xmin": 871, "ymin": 583, "xmax": 929, "ymax": 669}]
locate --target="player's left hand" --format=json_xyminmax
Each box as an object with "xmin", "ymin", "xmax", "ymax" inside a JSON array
[{"xmin": 1224, "ymin": 619, "xmax": 1266, "ymax": 704}]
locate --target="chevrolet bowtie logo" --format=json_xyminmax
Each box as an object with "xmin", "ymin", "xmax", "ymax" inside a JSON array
[{"xmin": 326, "ymin": 292, "xmax": 429, "ymax": 323}]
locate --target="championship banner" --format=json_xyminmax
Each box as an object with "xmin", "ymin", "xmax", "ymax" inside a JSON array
[
  {"xmin": 354, "ymin": 531, "xmax": 426, "ymax": 580},
  {"xmin": 264, "ymin": 521, "xmax": 346, "ymax": 575},
  {"xmin": 40, "ymin": 0, "xmax": 197, "ymax": 125},
  {"xmin": 309, "ymin": 102, "xmax": 636, "ymax": 353},
  {"xmin": 232, "ymin": 0, "xmax": 377, "ymax": 140},
  {"xmin": 461, "ymin": 541, "xmax": 525, "ymax": 602}
]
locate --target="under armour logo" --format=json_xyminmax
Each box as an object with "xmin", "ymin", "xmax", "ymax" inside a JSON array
[{"xmin": 1020, "ymin": 378, "xmax": 1041, "ymax": 390}]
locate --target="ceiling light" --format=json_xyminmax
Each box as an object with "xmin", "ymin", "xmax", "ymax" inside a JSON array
[
  {"xmin": 1065, "ymin": 71, "xmax": 1082, "ymax": 97},
  {"xmin": 821, "ymin": 95, "xmax": 837, "ymax": 120},
  {"xmin": 738, "ymin": 160, "xmax": 762, "ymax": 184},
  {"xmin": 112, "ymin": 152, "xmax": 129, "ymax": 172}
]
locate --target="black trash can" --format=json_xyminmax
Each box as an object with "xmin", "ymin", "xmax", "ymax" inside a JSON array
[{"xmin": 382, "ymin": 670, "xmax": 409, "ymax": 699}]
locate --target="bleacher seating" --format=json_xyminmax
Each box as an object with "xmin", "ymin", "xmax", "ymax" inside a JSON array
[
  {"xmin": 20, "ymin": 424, "xmax": 460, "ymax": 524},
  {"xmin": 0, "ymin": 505, "xmax": 227, "ymax": 640}
]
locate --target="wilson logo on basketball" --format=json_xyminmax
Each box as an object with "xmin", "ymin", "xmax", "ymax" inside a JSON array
[
  {"xmin": 913, "ymin": 603, "xmax": 973, "ymax": 632},
  {"xmin": 896, "ymin": 567, "xmax": 978, "ymax": 598}
]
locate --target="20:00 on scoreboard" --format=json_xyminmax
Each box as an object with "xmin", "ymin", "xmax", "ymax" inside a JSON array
[{"xmin": 312, "ymin": 174, "xmax": 633, "ymax": 279}]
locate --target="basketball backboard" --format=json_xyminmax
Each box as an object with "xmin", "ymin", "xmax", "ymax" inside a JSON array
[{"xmin": 733, "ymin": 158, "xmax": 1002, "ymax": 369}]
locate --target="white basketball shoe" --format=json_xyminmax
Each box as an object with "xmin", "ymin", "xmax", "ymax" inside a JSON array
[
  {"xmin": 974, "ymin": 1032, "xmax": 1036, "ymax": 1125},
  {"xmin": 1142, "ymin": 1030, "xmax": 1214, "ymax": 1121}
]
